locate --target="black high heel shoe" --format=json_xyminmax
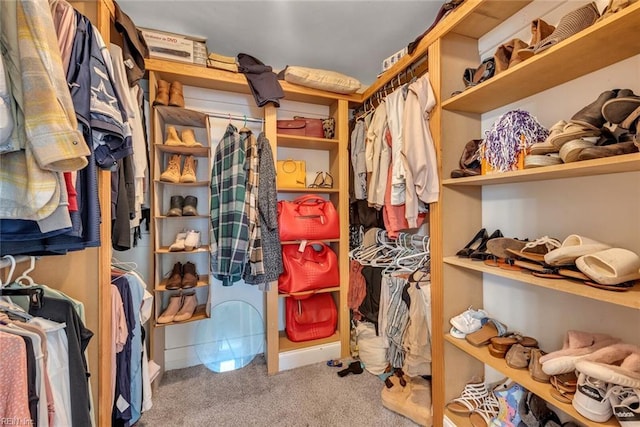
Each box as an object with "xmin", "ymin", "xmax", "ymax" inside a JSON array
[
  {"xmin": 456, "ymin": 228, "xmax": 488, "ymax": 258},
  {"xmin": 470, "ymin": 229, "xmax": 504, "ymax": 260}
]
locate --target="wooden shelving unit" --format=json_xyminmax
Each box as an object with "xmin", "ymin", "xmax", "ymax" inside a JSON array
[
  {"xmin": 276, "ymin": 134, "xmax": 340, "ymax": 150},
  {"xmin": 278, "ymin": 331, "xmax": 341, "ymax": 352},
  {"xmin": 153, "ymin": 304, "xmax": 209, "ymax": 328}
]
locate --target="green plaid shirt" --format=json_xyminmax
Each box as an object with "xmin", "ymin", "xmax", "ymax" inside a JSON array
[{"xmin": 211, "ymin": 124, "xmax": 249, "ymax": 286}]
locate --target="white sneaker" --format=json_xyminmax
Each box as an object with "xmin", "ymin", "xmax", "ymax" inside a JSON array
[
  {"xmin": 573, "ymin": 372, "xmax": 613, "ymax": 422},
  {"xmin": 184, "ymin": 230, "xmax": 201, "ymax": 251},
  {"xmin": 450, "ymin": 326, "xmax": 467, "ymax": 339},
  {"xmin": 608, "ymin": 385, "xmax": 640, "ymax": 426},
  {"xmin": 450, "ymin": 306, "xmax": 489, "ymax": 335}
]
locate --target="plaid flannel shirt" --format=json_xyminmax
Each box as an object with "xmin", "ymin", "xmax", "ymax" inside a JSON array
[{"xmin": 243, "ymin": 131, "xmax": 264, "ymax": 276}]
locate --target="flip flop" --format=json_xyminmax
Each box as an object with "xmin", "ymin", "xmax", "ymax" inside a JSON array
[
  {"xmin": 557, "ymin": 268, "xmax": 591, "ymax": 281},
  {"xmin": 584, "ymin": 281, "xmax": 636, "ymax": 292},
  {"xmin": 465, "ymin": 319, "xmax": 507, "ymax": 347},
  {"xmin": 576, "ymin": 248, "xmax": 640, "ymax": 285}
]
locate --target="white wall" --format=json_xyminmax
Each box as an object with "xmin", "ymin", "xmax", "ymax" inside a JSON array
[{"xmin": 476, "ymin": 0, "xmax": 640, "ymax": 388}]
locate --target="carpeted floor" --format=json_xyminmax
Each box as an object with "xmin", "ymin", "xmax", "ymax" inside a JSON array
[{"xmin": 138, "ymin": 355, "xmax": 418, "ymax": 426}]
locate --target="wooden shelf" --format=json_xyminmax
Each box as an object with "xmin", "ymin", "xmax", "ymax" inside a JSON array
[
  {"xmin": 278, "ymin": 286, "xmax": 340, "ymax": 298},
  {"xmin": 154, "ymin": 304, "xmax": 209, "ymax": 328},
  {"xmin": 155, "ymin": 215, "xmax": 210, "ymax": 220},
  {"xmin": 281, "ymin": 239, "xmax": 341, "ymax": 245},
  {"xmin": 155, "ymin": 144, "xmax": 209, "ymax": 157},
  {"xmin": 154, "ymin": 180, "xmax": 209, "ymax": 187},
  {"xmin": 443, "ymin": 153, "xmax": 640, "ymax": 186},
  {"xmin": 277, "ymin": 187, "xmax": 339, "ymax": 194},
  {"xmin": 442, "ymin": 2, "xmax": 640, "ymax": 113},
  {"xmin": 155, "ymin": 247, "xmax": 209, "ymax": 255},
  {"xmin": 445, "ymin": 334, "xmax": 621, "ymax": 427},
  {"xmin": 276, "ymin": 134, "xmax": 340, "ymax": 150},
  {"xmin": 278, "ymin": 330, "xmax": 340, "ymax": 352},
  {"xmin": 146, "ymin": 58, "xmax": 360, "ymax": 105},
  {"xmin": 444, "ymin": 257, "xmax": 640, "ymax": 309},
  {"xmin": 155, "ymin": 275, "xmax": 210, "ymax": 292},
  {"xmin": 154, "ymin": 105, "xmax": 209, "ymax": 127}
]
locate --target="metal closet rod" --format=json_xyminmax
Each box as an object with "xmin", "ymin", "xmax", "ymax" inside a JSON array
[
  {"xmin": 0, "ymin": 255, "xmax": 32, "ymax": 270},
  {"xmin": 207, "ymin": 112, "xmax": 264, "ymax": 124}
]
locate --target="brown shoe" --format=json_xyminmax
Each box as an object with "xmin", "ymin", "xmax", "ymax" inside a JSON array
[
  {"xmin": 173, "ymin": 292, "xmax": 197, "ymax": 322},
  {"xmin": 153, "ymin": 79, "xmax": 170, "ymax": 106},
  {"xmin": 529, "ymin": 348, "xmax": 550, "ymax": 383},
  {"xmin": 181, "ymin": 261, "xmax": 198, "ymax": 289},
  {"xmin": 160, "ymin": 154, "xmax": 182, "ymax": 183},
  {"xmin": 157, "ymin": 294, "xmax": 182, "ymax": 324},
  {"xmin": 505, "ymin": 343, "xmax": 533, "ymax": 369},
  {"xmin": 576, "ymin": 141, "xmax": 638, "ymax": 161},
  {"xmin": 169, "ymin": 81, "xmax": 185, "ymax": 107},
  {"xmin": 165, "ymin": 262, "xmax": 183, "ymax": 290}
]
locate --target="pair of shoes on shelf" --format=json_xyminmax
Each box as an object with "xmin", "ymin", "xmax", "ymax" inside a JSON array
[
  {"xmin": 449, "ymin": 306, "xmax": 488, "ymax": 339},
  {"xmin": 456, "ymin": 228, "xmax": 503, "ymax": 259},
  {"xmin": 167, "ymin": 195, "xmax": 198, "ymax": 216},
  {"xmin": 157, "ymin": 292, "xmax": 198, "ymax": 324},
  {"xmin": 153, "ymin": 80, "xmax": 184, "ymax": 107},
  {"xmin": 164, "ymin": 126, "xmax": 204, "ymax": 147},
  {"xmin": 308, "ymin": 171, "xmax": 334, "ymax": 189},
  {"xmin": 169, "ymin": 230, "xmax": 201, "ymax": 252},
  {"xmin": 165, "ymin": 261, "xmax": 199, "ymax": 290},
  {"xmin": 160, "ymin": 154, "xmax": 198, "ymax": 183}
]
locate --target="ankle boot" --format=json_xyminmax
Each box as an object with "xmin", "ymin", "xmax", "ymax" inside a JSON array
[
  {"xmin": 181, "ymin": 261, "xmax": 198, "ymax": 289},
  {"xmin": 181, "ymin": 129, "xmax": 203, "ymax": 147},
  {"xmin": 182, "ymin": 195, "xmax": 198, "ymax": 216},
  {"xmin": 157, "ymin": 294, "xmax": 183, "ymax": 324},
  {"xmin": 571, "ymin": 90, "xmax": 618, "ymax": 130},
  {"xmin": 494, "ymin": 38, "xmax": 528, "ymax": 74},
  {"xmin": 173, "ymin": 292, "xmax": 198, "ymax": 322},
  {"xmin": 180, "ymin": 155, "xmax": 197, "ymax": 183},
  {"xmin": 165, "ymin": 262, "xmax": 183, "ymax": 290},
  {"xmin": 153, "ymin": 80, "xmax": 170, "ymax": 106},
  {"xmin": 169, "ymin": 231, "xmax": 187, "ymax": 252},
  {"xmin": 169, "ymin": 81, "xmax": 185, "ymax": 107},
  {"xmin": 450, "ymin": 139, "xmax": 482, "ymax": 178},
  {"xmin": 160, "ymin": 154, "xmax": 182, "ymax": 183},
  {"xmin": 164, "ymin": 126, "xmax": 185, "ymax": 146},
  {"xmin": 184, "ymin": 230, "xmax": 201, "ymax": 251},
  {"xmin": 167, "ymin": 195, "xmax": 184, "ymax": 217}
]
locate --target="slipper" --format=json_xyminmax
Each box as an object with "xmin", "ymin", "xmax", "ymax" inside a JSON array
[
  {"xmin": 486, "ymin": 238, "xmax": 530, "ymax": 259},
  {"xmin": 575, "ymin": 343, "xmax": 640, "ymax": 388},
  {"xmin": 540, "ymin": 330, "xmax": 621, "ymax": 375},
  {"xmin": 584, "ymin": 280, "xmax": 636, "ymax": 292},
  {"xmin": 576, "ymin": 248, "xmax": 640, "ymax": 285},
  {"xmin": 549, "ymin": 122, "xmax": 601, "ymax": 150},
  {"xmin": 602, "ymin": 95, "xmax": 640, "ymax": 125},
  {"xmin": 465, "ymin": 318, "xmax": 507, "ymax": 347},
  {"xmin": 544, "ymin": 234, "xmax": 611, "ymax": 267}
]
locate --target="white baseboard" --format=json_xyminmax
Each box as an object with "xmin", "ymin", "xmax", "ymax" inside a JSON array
[
  {"xmin": 443, "ymin": 415, "xmax": 457, "ymax": 427},
  {"xmin": 278, "ymin": 342, "xmax": 341, "ymax": 372}
]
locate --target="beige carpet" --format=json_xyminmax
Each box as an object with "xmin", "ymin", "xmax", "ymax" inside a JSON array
[{"xmin": 138, "ymin": 356, "xmax": 419, "ymax": 426}]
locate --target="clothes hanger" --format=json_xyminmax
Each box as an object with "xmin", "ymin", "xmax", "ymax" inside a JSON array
[
  {"xmin": 239, "ymin": 115, "xmax": 251, "ymax": 133},
  {"xmin": 111, "ymin": 256, "xmax": 137, "ymax": 272},
  {"xmin": 1, "ymin": 255, "xmax": 17, "ymax": 288},
  {"xmin": 0, "ymin": 256, "xmax": 39, "ymax": 316},
  {"xmin": 14, "ymin": 256, "xmax": 36, "ymax": 286}
]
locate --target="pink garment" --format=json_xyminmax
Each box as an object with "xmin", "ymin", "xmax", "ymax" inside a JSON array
[
  {"xmin": 0, "ymin": 331, "xmax": 32, "ymax": 424},
  {"xmin": 50, "ymin": 0, "xmax": 77, "ymax": 75}
]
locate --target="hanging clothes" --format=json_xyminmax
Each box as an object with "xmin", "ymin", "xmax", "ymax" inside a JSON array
[
  {"xmin": 211, "ymin": 124, "xmax": 249, "ymax": 286},
  {"xmin": 243, "ymin": 130, "xmax": 264, "ymax": 277},
  {"xmin": 0, "ymin": 330, "xmax": 31, "ymax": 424},
  {"xmin": 386, "ymin": 87, "xmax": 408, "ymax": 206},
  {"xmin": 350, "ymin": 119, "xmax": 367, "ymax": 200},
  {"xmin": 402, "ymin": 73, "xmax": 439, "ymax": 227},
  {"xmin": 366, "ymin": 102, "xmax": 389, "ymax": 209},
  {"xmin": 403, "ymin": 271, "xmax": 432, "ymax": 377}
]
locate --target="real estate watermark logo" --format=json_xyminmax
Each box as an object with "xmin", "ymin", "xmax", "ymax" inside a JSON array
[{"xmin": 0, "ymin": 418, "xmax": 34, "ymax": 426}]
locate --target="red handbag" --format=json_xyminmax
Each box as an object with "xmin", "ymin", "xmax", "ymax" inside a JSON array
[
  {"xmin": 278, "ymin": 195, "xmax": 340, "ymax": 241},
  {"xmin": 285, "ymin": 293, "xmax": 337, "ymax": 342},
  {"xmin": 277, "ymin": 117, "xmax": 324, "ymax": 138},
  {"xmin": 279, "ymin": 242, "xmax": 339, "ymax": 294}
]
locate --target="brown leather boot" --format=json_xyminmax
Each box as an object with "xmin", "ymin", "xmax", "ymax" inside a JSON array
[
  {"xmin": 169, "ymin": 81, "xmax": 185, "ymax": 107},
  {"xmin": 181, "ymin": 261, "xmax": 198, "ymax": 289},
  {"xmin": 153, "ymin": 79, "xmax": 170, "ymax": 106},
  {"xmin": 450, "ymin": 139, "xmax": 482, "ymax": 178},
  {"xmin": 494, "ymin": 38, "xmax": 528, "ymax": 74},
  {"xmin": 166, "ymin": 262, "xmax": 183, "ymax": 290}
]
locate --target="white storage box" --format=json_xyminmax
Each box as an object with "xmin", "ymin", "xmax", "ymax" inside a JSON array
[{"xmin": 140, "ymin": 27, "xmax": 207, "ymax": 65}]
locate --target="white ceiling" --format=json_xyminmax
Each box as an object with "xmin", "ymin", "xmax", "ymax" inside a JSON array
[{"xmin": 117, "ymin": 0, "xmax": 443, "ymax": 87}]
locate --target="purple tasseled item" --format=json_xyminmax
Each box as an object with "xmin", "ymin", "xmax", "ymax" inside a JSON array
[{"xmin": 481, "ymin": 110, "xmax": 549, "ymax": 172}]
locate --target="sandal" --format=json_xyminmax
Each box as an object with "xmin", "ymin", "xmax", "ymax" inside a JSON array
[
  {"xmin": 465, "ymin": 318, "xmax": 508, "ymax": 347},
  {"xmin": 505, "ymin": 236, "xmax": 561, "ymax": 263},
  {"xmin": 469, "ymin": 379, "xmax": 511, "ymax": 427},
  {"xmin": 445, "ymin": 376, "xmax": 488, "ymax": 414}
]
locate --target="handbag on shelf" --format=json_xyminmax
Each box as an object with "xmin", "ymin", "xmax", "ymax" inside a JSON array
[
  {"xmin": 279, "ymin": 241, "xmax": 340, "ymax": 294},
  {"xmin": 278, "ymin": 194, "xmax": 340, "ymax": 241},
  {"xmin": 277, "ymin": 117, "xmax": 325, "ymax": 138},
  {"xmin": 276, "ymin": 159, "xmax": 306, "ymax": 188},
  {"xmin": 285, "ymin": 293, "xmax": 337, "ymax": 342}
]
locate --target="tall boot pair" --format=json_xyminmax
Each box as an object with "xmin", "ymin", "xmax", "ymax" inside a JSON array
[
  {"xmin": 153, "ymin": 80, "xmax": 185, "ymax": 107},
  {"xmin": 160, "ymin": 154, "xmax": 197, "ymax": 183}
]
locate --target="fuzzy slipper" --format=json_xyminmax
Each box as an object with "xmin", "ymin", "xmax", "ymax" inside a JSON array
[
  {"xmin": 575, "ymin": 344, "xmax": 640, "ymax": 388},
  {"xmin": 540, "ymin": 330, "xmax": 621, "ymax": 375},
  {"xmin": 576, "ymin": 248, "xmax": 640, "ymax": 285},
  {"xmin": 544, "ymin": 235, "xmax": 611, "ymax": 267}
]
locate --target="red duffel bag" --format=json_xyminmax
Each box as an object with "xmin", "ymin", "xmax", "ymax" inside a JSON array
[
  {"xmin": 279, "ymin": 242, "xmax": 339, "ymax": 294},
  {"xmin": 278, "ymin": 195, "xmax": 340, "ymax": 241},
  {"xmin": 285, "ymin": 293, "xmax": 337, "ymax": 342}
]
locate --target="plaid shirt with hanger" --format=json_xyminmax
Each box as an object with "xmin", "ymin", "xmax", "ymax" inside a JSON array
[
  {"xmin": 210, "ymin": 124, "xmax": 249, "ymax": 286},
  {"xmin": 243, "ymin": 131, "xmax": 264, "ymax": 276}
]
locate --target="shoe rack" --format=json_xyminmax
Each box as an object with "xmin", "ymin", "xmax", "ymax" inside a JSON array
[
  {"xmin": 151, "ymin": 105, "xmax": 212, "ymax": 331},
  {"xmin": 429, "ymin": 1, "xmax": 640, "ymax": 426}
]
